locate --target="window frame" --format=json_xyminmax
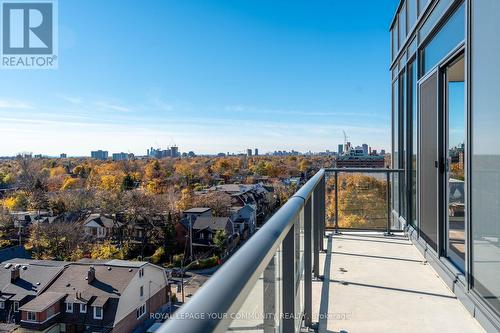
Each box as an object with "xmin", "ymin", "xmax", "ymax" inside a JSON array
[
  {"xmin": 26, "ymin": 311, "xmax": 36, "ymax": 322},
  {"xmin": 66, "ymin": 302, "xmax": 73, "ymax": 313},
  {"xmin": 93, "ymin": 306, "xmax": 103, "ymax": 320},
  {"xmin": 80, "ymin": 304, "xmax": 87, "ymax": 313}
]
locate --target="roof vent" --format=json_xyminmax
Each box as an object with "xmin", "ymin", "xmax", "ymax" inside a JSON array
[
  {"xmin": 14, "ymin": 264, "xmax": 21, "ymax": 269},
  {"xmin": 107, "ymin": 267, "xmax": 112, "ymax": 271},
  {"xmin": 22, "ymin": 266, "xmax": 27, "ymax": 270},
  {"xmin": 36, "ymin": 282, "xmax": 41, "ymax": 285},
  {"xmin": 128, "ymin": 268, "xmax": 132, "ymax": 272},
  {"xmin": 4, "ymin": 263, "xmax": 11, "ymax": 269}
]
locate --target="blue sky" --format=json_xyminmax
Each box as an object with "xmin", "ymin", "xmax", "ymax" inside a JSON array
[{"xmin": 0, "ymin": 0, "xmax": 398, "ymax": 156}]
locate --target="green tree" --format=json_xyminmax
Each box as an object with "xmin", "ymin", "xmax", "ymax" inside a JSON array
[{"xmin": 213, "ymin": 230, "xmax": 227, "ymax": 256}]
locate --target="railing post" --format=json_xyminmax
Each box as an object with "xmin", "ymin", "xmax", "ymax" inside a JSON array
[
  {"xmin": 385, "ymin": 171, "xmax": 394, "ymax": 236},
  {"xmin": 282, "ymin": 221, "xmax": 296, "ymax": 333},
  {"xmin": 334, "ymin": 171, "xmax": 341, "ymax": 235},
  {"xmin": 263, "ymin": 256, "xmax": 276, "ymax": 333},
  {"xmin": 313, "ymin": 184, "xmax": 320, "ymax": 279},
  {"xmin": 319, "ymin": 175, "xmax": 325, "ymax": 252},
  {"xmin": 303, "ymin": 197, "xmax": 312, "ymax": 327}
]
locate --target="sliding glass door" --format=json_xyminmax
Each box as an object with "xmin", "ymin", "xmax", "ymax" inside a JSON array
[{"xmin": 443, "ymin": 55, "xmax": 465, "ymax": 271}]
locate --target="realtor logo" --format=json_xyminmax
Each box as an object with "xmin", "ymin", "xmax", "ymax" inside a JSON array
[{"xmin": 1, "ymin": 0, "xmax": 58, "ymax": 69}]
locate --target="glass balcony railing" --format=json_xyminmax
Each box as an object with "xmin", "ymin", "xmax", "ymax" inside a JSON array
[
  {"xmin": 159, "ymin": 168, "xmax": 402, "ymax": 333},
  {"xmin": 324, "ymin": 168, "xmax": 404, "ymax": 234}
]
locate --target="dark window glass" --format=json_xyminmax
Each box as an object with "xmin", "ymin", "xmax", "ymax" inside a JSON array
[
  {"xmin": 408, "ymin": 60, "xmax": 417, "ymax": 226},
  {"xmin": 400, "ymin": 71, "xmax": 408, "ymax": 222},
  {"xmin": 422, "ymin": 3, "xmax": 464, "ymax": 74},
  {"xmin": 471, "ymin": 0, "xmax": 500, "ymax": 315}
]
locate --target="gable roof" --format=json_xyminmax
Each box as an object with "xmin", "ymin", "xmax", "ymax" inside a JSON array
[
  {"xmin": 193, "ymin": 216, "xmax": 231, "ymax": 231},
  {"xmin": 43, "ymin": 263, "xmax": 139, "ymax": 328},
  {"xmin": 0, "ymin": 259, "xmax": 67, "ymax": 300},
  {"xmin": 183, "ymin": 207, "xmax": 211, "ymax": 214},
  {"xmin": 83, "ymin": 214, "xmax": 120, "ymax": 228}
]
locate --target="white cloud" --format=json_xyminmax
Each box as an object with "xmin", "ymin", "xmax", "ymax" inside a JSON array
[
  {"xmin": 94, "ymin": 101, "xmax": 131, "ymax": 113},
  {"xmin": 0, "ymin": 99, "xmax": 34, "ymax": 109},
  {"xmin": 58, "ymin": 95, "xmax": 83, "ymax": 105}
]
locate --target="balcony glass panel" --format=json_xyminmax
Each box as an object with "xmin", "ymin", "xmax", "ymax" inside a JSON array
[{"xmin": 471, "ymin": 0, "xmax": 500, "ymax": 315}]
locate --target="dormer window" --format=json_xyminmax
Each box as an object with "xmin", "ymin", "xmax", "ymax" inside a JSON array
[
  {"xmin": 93, "ymin": 306, "xmax": 103, "ymax": 319},
  {"xmin": 139, "ymin": 268, "xmax": 144, "ymax": 278},
  {"xmin": 66, "ymin": 302, "xmax": 73, "ymax": 313},
  {"xmin": 13, "ymin": 301, "xmax": 19, "ymax": 312},
  {"xmin": 140, "ymin": 286, "xmax": 144, "ymax": 297},
  {"xmin": 80, "ymin": 304, "xmax": 87, "ymax": 313}
]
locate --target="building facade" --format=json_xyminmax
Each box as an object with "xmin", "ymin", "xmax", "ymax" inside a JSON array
[{"xmin": 391, "ymin": 0, "xmax": 500, "ymax": 331}]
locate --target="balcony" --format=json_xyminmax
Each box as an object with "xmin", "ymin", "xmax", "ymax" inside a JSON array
[{"xmin": 159, "ymin": 169, "xmax": 484, "ymax": 333}]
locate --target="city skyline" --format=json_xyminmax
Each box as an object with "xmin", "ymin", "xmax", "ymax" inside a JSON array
[{"xmin": 0, "ymin": 0, "xmax": 397, "ymax": 156}]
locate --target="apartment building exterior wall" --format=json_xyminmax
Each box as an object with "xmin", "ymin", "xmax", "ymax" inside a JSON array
[{"xmin": 390, "ymin": 0, "xmax": 500, "ymax": 331}]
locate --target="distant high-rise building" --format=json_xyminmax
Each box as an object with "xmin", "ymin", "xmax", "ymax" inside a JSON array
[
  {"xmin": 362, "ymin": 144, "xmax": 369, "ymax": 156},
  {"xmin": 60, "ymin": 153, "xmax": 67, "ymax": 158},
  {"xmin": 171, "ymin": 146, "xmax": 179, "ymax": 158},
  {"xmin": 112, "ymin": 152, "xmax": 130, "ymax": 161},
  {"xmin": 254, "ymin": 148, "xmax": 259, "ymax": 156},
  {"xmin": 380, "ymin": 149, "xmax": 386, "ymax": 155},
  {"xmin": 338, "ymin": 144, "xmax": 344, "ymax": 155},
  {"xmin": 247, "ymin": 149, "xmax": 252, "ymax": 157},
  {"xmin": 91, "ymin": 150, "xmax": 108, "ymax": 160},
  {"xmin": 345, "ymin": 141, "xmax": 351, "ymax": 152}
]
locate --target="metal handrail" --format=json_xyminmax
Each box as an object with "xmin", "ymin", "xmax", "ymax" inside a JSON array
[{"xmin": 159, "ymin": 169, "xmax": 325, "ymax": 333}]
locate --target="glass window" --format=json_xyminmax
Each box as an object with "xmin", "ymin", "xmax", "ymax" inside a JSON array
[
  {"xmin": 399, "ymin": 2, "xmax": 407, "ymax": 46},
  {"xmin": 409, "ymin": 60, "xmax": 417, "ymax": 226},
  {"xmin": 66, "ymin": 302, "xmax": 73, "ymax": 313},
  {"xmin": 418, "ymin": 0, "xmax": 430, "ymax": 15},
  {"xmin": 27, "ymin": 311, "xmax": 36, "ymax": 322},
  {"xmin": 392, "ymin": 80, "xmax": 400, "ymax": 218},
  {"xmin": 408, "ymin": 38, "xmax": 417, "ymax": 58},
  {"xmin": 80, "ymin": 304, "xmax": 87, "ymax": 313},
  {"xmin": 422, "ymin": 3, "xmax": 464, "ymax": 75},
  {"xmin": 445, "ymin": 55, "xmax": 465, "ymax": 271},
  {"xmin": 419, "ymin": 0, "xmax": 454, "ymax": 42},
  {"xmin": 400, "ymin": 71, "xmax": 408, "ymax": 221},
  {"xmin": 94, "ymin": 306, "xmax": 103, "ymax": 319},
  {"xmin": 13, "ymin": 301, "xmax": 19, "ymax": 312},
  {"xmin": 392, "ymin": 20, "xmax": 399, "ymax": 57},
  {"xmin": 408, "ymin": 0, "xmax": 417, "ymax": 31},
  {"xmin": 471, "ymin": 0, "xmax": 500, "ymax": 315}
]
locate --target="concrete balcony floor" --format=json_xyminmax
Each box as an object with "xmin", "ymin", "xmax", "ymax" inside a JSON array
[{"xmin": 312, "ymin": 232, "xmax": 484, "ymax": 333}]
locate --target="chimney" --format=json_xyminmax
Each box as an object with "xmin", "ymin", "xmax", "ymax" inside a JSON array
[
  {"xmin": 11, "ymin": 267, "xmax": 20, "ymax": 283},
  {"xmin": 87, "ymin": 266, "xmax": 95, "ymax": 284}
]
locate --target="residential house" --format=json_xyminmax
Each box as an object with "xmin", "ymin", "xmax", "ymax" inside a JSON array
[
  {"xmin": 176, "ymin": 208, "xmax": 213, "ymax": 248},
  {"xmin": 230, "ymin": 205, "xmax": 256, "ymax": 239},
  {"xmin": 189, "ymin": 216, "xmax": 235, "ymax": 249},
  {"xmin": 0, "ymin": 259, "xmax": 67, "ymax": 324},
  {"xmin": 17, "ymin": 260, "xmax": 168, "ymax": 333},
  {"xmin": 83, "ymin": 214, "xmax": 122, "ymax": 239}
]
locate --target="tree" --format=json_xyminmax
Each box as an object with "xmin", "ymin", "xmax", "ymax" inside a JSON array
[
  {"xmin": 213, "ymin": 230, "xmax": 228, "ymax": 256},
  {"xmin": 91, "ymin": 241, "xmax": 123, "ymax": 260},
  {"xmin": 163, "ymin": 212, "xmax": 176, "ymax": 259},
  {"xmin": 193, "ymin": 192, "xmax": 232, "ymax": 216},
  {"xmin": 2, "ymin": 192, "xmax": 29, "ymax": 211},
  {"xmin": 176, "ymin": 188, "xmax": 194, "ymax": 212},
  {"xmin": 26, "ymin": 222, "xmax": 87, "ymax": 260}
]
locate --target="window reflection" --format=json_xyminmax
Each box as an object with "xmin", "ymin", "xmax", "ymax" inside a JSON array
[{"xmin": 446, "ymin": 56, "xmax": 465, "ymax": 271}]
